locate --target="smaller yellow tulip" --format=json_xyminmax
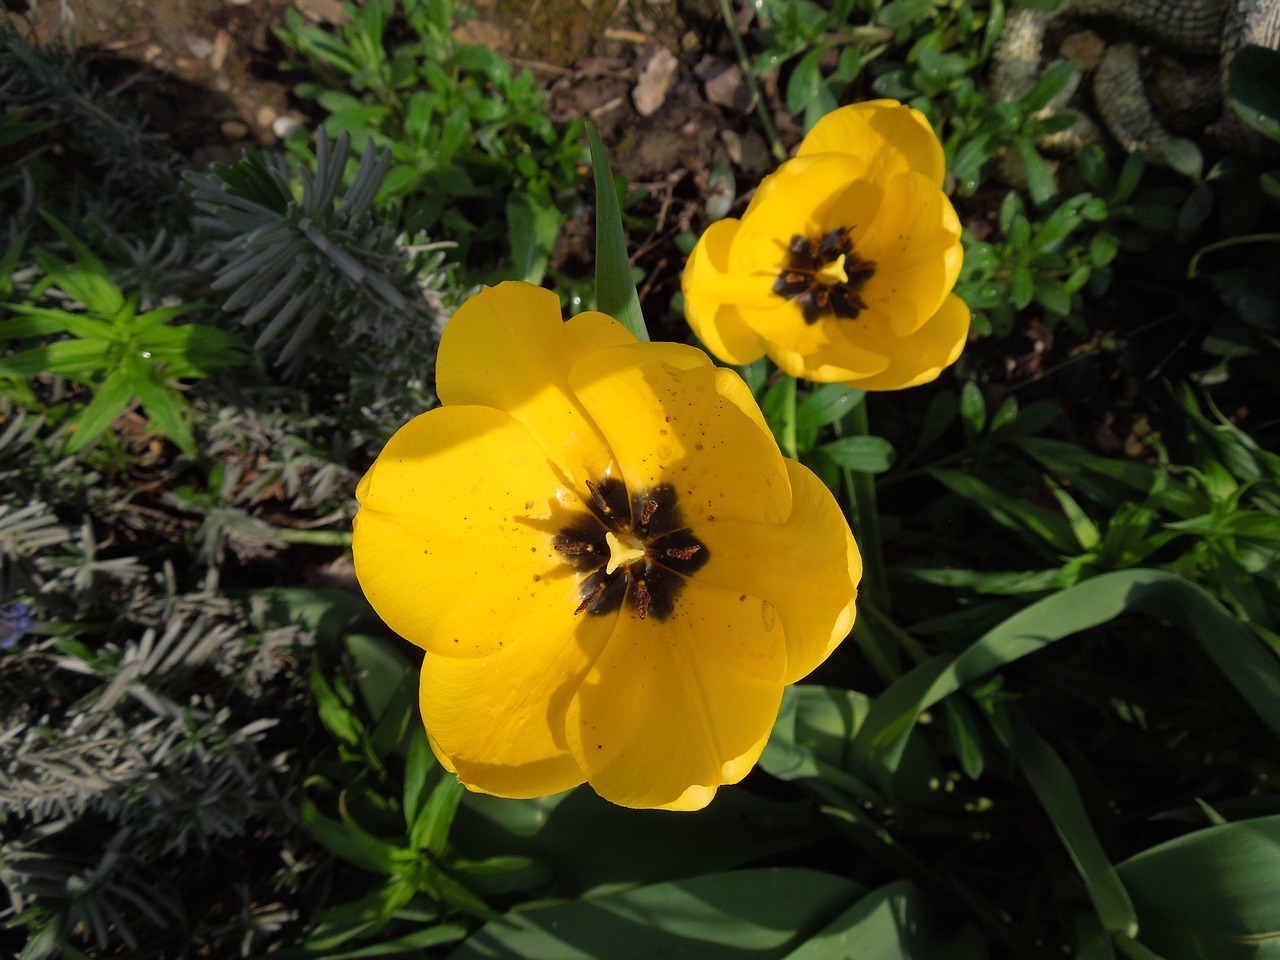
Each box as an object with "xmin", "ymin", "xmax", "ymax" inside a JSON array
[{"xmin": 683, "ymin": 100, "xmax": 969, "ymax": 390}]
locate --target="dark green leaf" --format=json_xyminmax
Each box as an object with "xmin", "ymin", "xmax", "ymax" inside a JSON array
[
  {"xmin": 819, "ymin": 435, "xmax": 895, "ymax": 472},
  {"xmin": 450, "ymin": 868, "xmax": 861, "ymax": 960},
  {"xmin": 1228, "ymin": 45, "xmax": 1280, "ymax": 143}
]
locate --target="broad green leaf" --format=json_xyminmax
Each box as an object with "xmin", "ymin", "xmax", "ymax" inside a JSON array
[
  {"xmin": 851, "ymin": 570, "xmax": 1280, "ymax": 774},
  {"xmin": 310, "ymin": 923, "xmax": 467, "ymax": 959},
  {"xmin": 449, "ymin": 868, "xmax": 861, "ymax": 960},
  {"xmin": 35, "ymin": 212, "xmax": 126, "ymax": 316},
  {"xmin": 403, "ymin": 730, "xmax": 438, "ymax": 836},
  {"xmin": 300, "ymin": 786, "xmax": 403, "ymax": 874},
  {"xmin": 1005, "ymin": 715, "xmax": 1137, "ymax": 936},
  {"xmin": 506, "ymin": 193, "xmax": 563, "ymax": 284},
  {"xmin": 1020, "ymin": 60, "xmax": 1078, "ymax": 113},
  {"xmin": 454, "ymin": 787, "xmax": 831, "ymax": 896},
  {"xmin": 1228, "ymin": 45, "xmax": 1280, "ymax": 143},
  {"xmin": 902, "ymin": 566, "xmax": 1073, "ymax": 595},
  {"xmin": 0, "ymin": 338, "xmax": 116, "ymax": 380},
  {"xmin": 410, "ymin": 775, "xmax": 464, "ymax": 855},
  {"xmin": 63, "ymin": 365, "xmax": 135, "ymax": 453},
  {"xmin": 781, "ymin": 880, "xmax": 990, "ymax": 960},
  {"xmin": 819, "ymin": 435, "xmax": 895, "ymax": 472},
  {"xmin": 311, "ymin": 661, "xmax": 365, "ymax": 747},
  {"xmin": 127, "ymin": 358, "xmax": 195, "ymax": 455},
  {"xmin": 0, "ymin": 304, "xmax": 118, "ymax": 340},
  {"xmin": 1119, "ymin": 815, "xmax": 1280, "ymax": 959},
  {"xmin": 587, "ymin": 123, "xmax": 645, "ymax": 341},
  {"xmin": 294, "ymin": 882, "xmax": 424, "ymax": 953},
  {"xmin": 931, "ymin": 469, "xmax": 1079, "ymax": 554},
  {"xmin": 799, "ymin": 383, "xmax": 865, "ymax": 426},
  {"xmin": 345, "ymin": 632, "xmax": 414, "ymax": 722},
  {"xmin": 1017, "ymin": 436, "xmax": 1206, "ymax": 519}
]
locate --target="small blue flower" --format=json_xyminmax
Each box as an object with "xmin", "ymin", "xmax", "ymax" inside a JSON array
[{"xmin": 0, "ymin": 602, "xmax": 33, "ymax": 650}]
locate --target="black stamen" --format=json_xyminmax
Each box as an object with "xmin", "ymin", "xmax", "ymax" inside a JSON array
[{"xmin": 772, "ymin": 226, "xmax": 875, "ymax": 324}]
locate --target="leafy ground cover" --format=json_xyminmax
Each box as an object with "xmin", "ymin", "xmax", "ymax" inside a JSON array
[{"xmin": 2, "ymin": 0, "xmax": 1279, "ymax": 957}]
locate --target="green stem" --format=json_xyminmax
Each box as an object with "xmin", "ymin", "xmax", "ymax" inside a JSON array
[
  {"xmin": 274, "ymin": 528, "xmax": 354, "ymax": 546},
  {"xmin": 779, "ymin": 374, "xmax": 799, "ymax": 460},
  {"xmin": 716, "ymin": 0, "xmax": 788, "ymax": 163},
  {"xmin": 837, "ymin": 400, "xmax": 900, "ymax": 680},
  {"xmin": 841, "ymin": 400, "xmax": 890, "ymax": 611}
]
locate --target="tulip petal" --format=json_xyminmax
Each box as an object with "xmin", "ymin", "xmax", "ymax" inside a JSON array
[
  {"xmin": 690, "ymin": 459, "xmax": 860, "ymax": 683},
  {"xmin": 683, "ymin": 219, "xmax": 769, "ymax": 365},
  {"xmin": 569, "ymin": 344, "xmax": 792, "ymax": 525},
  {"xmin": 566, "ymin": 611, "xmax": 785, "ymax": 810},
  {"xmin": 436, "ymin": 281, "xmax": 632, "ymax": 487},
  {"xmin": 837, "ymin": 172, "xmax": 963, "ymax": 337},
  {"xmin": 418, "ymin": 604, "xmax": 619, "ymax": 799},
  {"xmin": 842, "ymin": 293, "xmax": 971, "ymax": 391},
  {"xmin": 354, "ymin": 405, "xmax": 585, "ymax": 659},
  {"xmin": 797, "ymin": 99, "xmax": 946, "ymax": 187},
  {"xmin": 733, "ymin": 155, "xmax": 867, "ymax": 275}
]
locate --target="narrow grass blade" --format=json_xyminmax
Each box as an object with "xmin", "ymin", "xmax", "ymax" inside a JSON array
[
  {"xmin": 586, "ymin": 122, "xmax": 646, "ymax": 341},
  {"xmin": 1006, "ymin": 714, "xmax": 1138, "ymax": 937}
]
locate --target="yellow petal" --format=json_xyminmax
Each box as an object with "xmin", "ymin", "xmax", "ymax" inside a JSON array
[
  {"xmin": 843, "ymin": 293, "xmax": 971, "ymax": 391},
  {"xmin": 691, "ymin": 459, "xmax": 860, "ymax": 683},
  {"xmin": 565, "ymin": 612, "xmax": 785, "ymax": 809},
  {"xmin": 419, "ymin": 608, "xmax": 617, "ymax": 799},
  {"xmin": 682, "ymin": 219, "xmax": 768, "ymax": 365},
  {"xmin": 797, "ymin": 99, "xmax": 946, "ymax": 187},
  {"xmin": 837, "ymin": 171, "xmax": 963, "ymax": 337},
  {"xmin": 737, "ymin": 298, "xmax": 891, "ymax": 382},
  {"xmin": 568, "ymin": 343, "xmax": 793, "ymax": 525},
  {"xmin": 732, "ymin": 154, "xmax": 867, "ymax": 275},
  {"xmin": 436, "ymin": 281, "xmax": 632, "ymax": 487},
  {"xmin": 353, "ymin": 405, "xmax": 581, "ymax": 658}
]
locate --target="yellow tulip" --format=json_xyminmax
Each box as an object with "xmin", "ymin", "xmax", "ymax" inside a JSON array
[
  {"xmin": 353, "ymin": 282, "xmax": 860, "ymax": 810},
  {"xmin": 683, "ymin": 100, "xmax": 969, "ymax": 389}
]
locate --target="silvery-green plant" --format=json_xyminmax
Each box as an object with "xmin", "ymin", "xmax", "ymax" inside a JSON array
[{"xmin": 186, "ymin": 131, "xmax": 456, "ymax": 415}]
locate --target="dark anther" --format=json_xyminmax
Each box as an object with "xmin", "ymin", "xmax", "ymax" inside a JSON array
[
  {"xmin": 553, "ymin": 522, "xmax": 608, "ymax": 571},
  {"xmin": 632, "ymin": 578, "xmax": 653, "ymax": 620},
  {"xmin": 639, "ymin": 498, "xmax": 658, "ymax": 528},
  {"xmin": 585, "ymin": 476, "xmax": 630, "ymax": 529},
  {"xmin": 556, "ymin": 478, "xmax": 709, "ymax": 622},
  {"xmin": 772, "ymin": 226, "xmax": 876, "ymax": 325},
  {"xmin": 575, "ymin": 578, "xmax": 608, "ymax": 615}
]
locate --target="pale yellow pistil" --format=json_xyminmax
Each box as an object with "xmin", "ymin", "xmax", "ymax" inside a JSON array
[
  {"xmin": 605, "ymin": 530, "xmax": 646, "ymax": 575},
  {"xmin": 815, "ymin": 253, "xmax": 848, "ymax": 286}
]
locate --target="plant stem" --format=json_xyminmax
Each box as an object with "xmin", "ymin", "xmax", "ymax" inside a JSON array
[
  {"xmin": 274, "ymin": 528, "xmax": 354, "ymax": 546},
  {"xmin": 837, "ymin": 399, "xmax": 901, "ymax": 679},
  {"xmin": 842, "ymin": 400, "xmax": 890, "ymax": 611},
  {"xmin": 716, "ymin": 0, "xmax": 788, "ymax": 163},
  {"xmin": 779, "ymin": 374, "xmax": 799, "ymax": 459}
]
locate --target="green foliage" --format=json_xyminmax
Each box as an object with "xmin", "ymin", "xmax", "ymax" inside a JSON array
[
  {"xmin": 0, "ymin": 16, "xmax": 184, "ymax": 235},
  {"xmin": 274, "ymin": 0, "xmax": 584, "ymax": 282},
  {"xmin": 0, "ymin": 217, "xmax": 248, "ymax": 455},
  {"xmin": 6, "ymin": 1, "xmax": 1280, "ymax": 958},
  {"xmin": 186, "ymin": 130, "xmax": 457, "ymax": 448}
]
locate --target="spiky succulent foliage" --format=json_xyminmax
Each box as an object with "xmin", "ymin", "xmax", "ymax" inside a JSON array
[
  {"xmin": 186, "ymin": 131, "xmax": 457, "ymax": 438},
  {"xmin": 0, "ymin": 404, "xmax": 319, "ymax": 959}
]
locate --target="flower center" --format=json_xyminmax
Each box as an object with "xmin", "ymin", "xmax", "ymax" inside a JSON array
[
  {"xmin": 773, "ymin": 227, "xmax": 875, "ymax": 325},
  {"xmin": 553, "ymin": 476, "xmax": 709, "ymax": 621}
]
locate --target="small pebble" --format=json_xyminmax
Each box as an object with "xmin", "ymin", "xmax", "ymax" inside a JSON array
[
  {"xmin": 222, "ymin": 120, "xmax": 250, "ymax": 139},
  {"xmin": 257, "ymin": 105, "xmax": 277, "ymax": 128},
  {"xmin": 272, "ymin": 114, "xmax": 305, "ymax": 139}
]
